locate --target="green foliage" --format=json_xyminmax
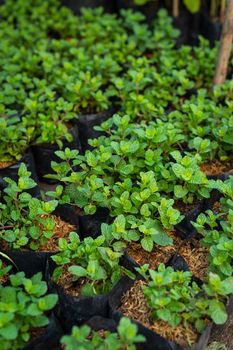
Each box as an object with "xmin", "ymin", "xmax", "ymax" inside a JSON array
[
  {"xmin": 206, "ymin": 342, "xmax": 227, "ymax": 350},
  {"xmin": 0, "ymin": 115, "xmax": 32, "ymax": 161},
  {"xmin": 51, "ymin": 232, "xmax": 127, "ymax": 296},
  {"xmin": 0, "ymin": 271, "xmax": 58, "ymax": 350},
  {"xmin": 193, "ymin": 177, "xmax": 233, "ymax": 277},
  {"xmin": 61, "ymin": 317, "xmax": 145, "ymax": 350},
  {"xmin": 137, "ymin": 264, "xmax": 233, "ymax": 335},
  {"xmin": 183, "ymin": 0, "xmax": 201, "ymax": 13},
  {"xmin": 0, "ymin": 164, "xmax": 58, "ymax": 250}
]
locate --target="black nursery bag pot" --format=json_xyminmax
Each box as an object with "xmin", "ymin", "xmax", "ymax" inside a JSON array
[
  {"xmin": 107, "ymin": 257, "xmax": 212, "ymax": 350},
  {"xmin": 73, "ymin": 108, "xmax": 115, "ymax": 153},
  {"xmin": 31, "ymin": 125, "xmax": 81, "ymax": 183},
  {"xmin": 54, "ymin": 203, "xmax": 109, "ymax": 239},
  {"xmin": 45, "ymin": 258, "xmax": 110, "ymax": 333}
]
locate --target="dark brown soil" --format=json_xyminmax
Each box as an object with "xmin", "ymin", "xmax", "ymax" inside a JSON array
[{"xmin": 29, "ymin": 327, "xmax": 46, "ymax": 342}]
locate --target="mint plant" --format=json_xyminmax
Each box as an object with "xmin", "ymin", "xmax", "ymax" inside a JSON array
[
  {"xmin": 0, "ymin": 114, "xmax": 32, "ymax": 162},
  {"xmin": 137, "ymin": 264, "xmax": 233, "ymax": 334},
  {"xmin": 0, "ymin": 163, "xmax": 58, "ymax": 250},
  {"xmin": 165, "ymin": 151, "xmax": 211, "ymax": 203},
  {"xmin": 23, "ymin": 92, "xmax": 75, "ymax": 148},
  {"xmin": 61, "ymin": 317, "xmax": 145, "ymax": 350},
  {"xmin": 0, "ymin": 271, "xmax": 58, "ymax": 350},
  {"xmin": 193, "ymin": 209, "xmax": 233, "ymax": 278},
  {"xmin": 193, "ymin": 177, "xmax": 233, "ymax": 277},
  {"xmin": 51, "ymin": 232, "xmax": 127, "ymax": 296}
]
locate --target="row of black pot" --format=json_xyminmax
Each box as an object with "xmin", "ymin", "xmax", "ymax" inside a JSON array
[
  {"xmin": 0, "ymin": 109, "xmax": 113, "ymax": 196},
  {"xmin": 2, "ymin": 249, "xmax": 215, "ymax": 350}
]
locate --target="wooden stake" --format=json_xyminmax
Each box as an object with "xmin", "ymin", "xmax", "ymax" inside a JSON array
[
  {"xmin": 214, "ymin": 0, "xmax": 233, "ymax": 85},
  {"xmin": 172, "ymin": 0, "xmax": 179, "ymax": 17}
]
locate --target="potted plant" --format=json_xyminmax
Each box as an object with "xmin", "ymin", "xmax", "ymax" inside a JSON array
[
  {"xmin": 0, "ymin": 270, "xmax": 58, "ymax": 350},
  {"xmin": 109, "ymin": 263, "xmax": 233, "ymax": 349},
  {"xmin": 0, "ymin": 113, "xmax": 39, "ymax": 196},
  {"xmin": 60, "ymin": 316, "xmax": 145, "ymax": 349},
  {"xmin": 0, "ymin": 164, "xmax": 76, "ymax": 252}
]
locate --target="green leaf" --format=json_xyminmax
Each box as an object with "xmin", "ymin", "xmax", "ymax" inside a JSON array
[
  {"xmin": 183, "ymin": 0, "xmax": 201, "ymax": 13},
  {"xmin": 0, "ymin": 324, "xmax": 18, "ymax": 340},
  {"xmin": 141, "ymin": 236, "xmax": 153, "ymax": 252},
  {"xmin": 68, "ymin": 265, "xmax": 87, "ymax": 277},
  {"xmin": 209, "ymin": 300, "xmax": 227, "ymax": 324}
]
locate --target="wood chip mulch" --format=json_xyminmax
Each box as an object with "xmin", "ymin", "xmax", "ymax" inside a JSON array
[
  {"xmin": 0, "ymin": 161, "xmax": 15, "ymax": 169},
  {"xmin": 119, "ymin": 280, "xmax": 198, "ymax": 347},
  {"xmin": 38, "ymin": 215, "xmax": 76, "ymax": 252},
  {"xmin": 200, "ymin": 159, "xmax": 233, "ymax": 176},
  {"xmin": 126, "ymin": 232, "xmax": 209, "ymax": 280}
]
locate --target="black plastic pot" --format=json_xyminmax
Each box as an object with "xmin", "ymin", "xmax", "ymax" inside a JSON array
[
  {"xmin": 60, "ymin": 0, "xmax": 116, "ymax": 15},
  {"xmin": 31, "ymin": 126, "xmax": 81, "ymax": 183},
  {"xmin": 79, "ymin": 207, "xmax": 110, "ymax": 239},
  {"xmin": 4, "ymin": 250, "xmax": 50, "ymax": 279},
  {"xmin": 175, "ymin": 206, "xmax": 202, "ymax": 240},
  {"xmin": 202, "ymin": 171, "xmax": 233, "ymax": 211},
  {"xmin": 108, "ymin": 257, "xmax": 212, "ymax": 350},
  {"xmin": 22, "ymin": 314, "xmax": 64, "ymax": 350},
  {"xmin": 53, "ymin": 203, "xmax": 80, "ymax": 233},
  {"xmin": 0, "ymin": 150, "xmax": 40, "ymax": 198},
  {"xmin": 45, "ymin": 258, "xmax": 109, "ymax": 332},
  {"xmin": 54, "ymin": 204, "xmax": 109, "ymax": 239},
  {"xmin": 73, "ymin": 108, "xmax": 115, "ymax": 153}
]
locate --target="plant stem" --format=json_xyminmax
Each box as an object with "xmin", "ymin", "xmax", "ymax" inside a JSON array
[
  {"xmin": 220, "ymin": 0, "xmax": 226, "ymax": 22},
  {"xmin": 172, "ymin": 0, "xmax": 179, "ymax": 17},
  {"xmin": 210, "ymin": 0, "xmax": 217, "ymax": 18},
  {"xmin": 214, "ymin": 0, "xmax": 233, "ymax": 85}
]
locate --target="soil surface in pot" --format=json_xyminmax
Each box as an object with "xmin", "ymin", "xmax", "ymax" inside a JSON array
[
  {"xmin": 57, "ymin": 267, "xmax": 88, "ymax": 297},
  {"xmin": 29, "ymin": 326, "xmax": 46, "ymax": 342},
  {"xmin": 126, "ymin": 232, "xmax": 209, "ymax": 280},
  {"xmin": 118, "ymin": 279, "xmax": 199, "ymax": 348},
  {"xmin": 0, "ymin": 216, "xmax": 76, "ymax": 253},
  {"xmin": 174, "ymin": 199, "xmax": 202, "ymax": 213},
  {"xmin": 200, "ymin": 159, "xmax": 233, "ymax": 176},
  {"xmin": 0, "ymin": 160, "xmax": 15, "ymax": 169},
  {"xmin": 38, "ymin": 215, "xmax": 76, "ymax": 252}
]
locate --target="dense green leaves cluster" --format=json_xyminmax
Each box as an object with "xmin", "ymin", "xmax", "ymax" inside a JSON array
[
  {"xmin": 52, "ymin": 231, "xmax": 128, "ymax": 296},
  {"xmin": 0, "ymin": 164, "xmax": 58, "ymax": 250},
  {"xmin": 0, "ymin": 0, "xmax": 229, "ymax": 162},
  {"xmin": 193, "ymin": 177, "xmax": 233, "ymax": 278},
  {"xmin": 0, "ymin": 271, "xmax": 58, "ymax": 350},
  {"xmin": 138, "ymin": 264, "xmax": 233, "ymax": 333},
  {"xmin": 61, "ymin": 317, "xmax": 145, "ymax": 350}
]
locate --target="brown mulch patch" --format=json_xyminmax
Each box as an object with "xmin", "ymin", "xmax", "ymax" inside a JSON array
[
  {"xmin": 126, "ymin": 232, "xmax": 209, "ymax": 280},
  {"xmin": 0, "ymin": 161, "xmax": 15, "ymax": 169},
  {"xmin": 57, "ymin": 265, "xmax": 87, "ymax": 297},
  {"xmin": 200, "ymin": 159, "xmax": 233, "ymax": 176},
  {"xmin": 119, "ymin": 280, "xmax": 198, "ymax": 347},
  {"xmin": 38, "ymin": 215, "xmax": 76, "ymax": 252}
]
